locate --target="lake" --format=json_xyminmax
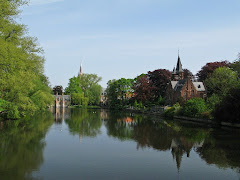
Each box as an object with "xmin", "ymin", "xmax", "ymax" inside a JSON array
[{"xmin": 0, "ymin": 108, "xmax": 239, "ymax": 180}]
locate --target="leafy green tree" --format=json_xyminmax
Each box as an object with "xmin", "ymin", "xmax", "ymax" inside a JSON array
[
  {"xmin": 206, "ymin": 94, "xmax": 221, "ymax": 112},
  {"xmin": 181, "ymin": 98, "xmax": 207, "ymax": 117},
  {"xmin": 65, "ymin": 76, "xmax": 82, "ymax": 95},
  {"xmin": 205, "ymin": 67, "xmax": 239, "ymax": 98},
  {"xmin": 0, "ymin": 0, "xmax": 53, "ymax": 119},
  {"xmin": 230, "ymin": 53, "xmax": 240, "ymax": 78},
  {"xmin": 79, "ymin": 74, "xmax": 102, "ymax": 105},
  {"xmin": 71, "ymin": 93, "xmax": 89, "ymax": 107},
  {"xmin": 106, "ymin": 78, "xmax": 134, "ymax": 108}
]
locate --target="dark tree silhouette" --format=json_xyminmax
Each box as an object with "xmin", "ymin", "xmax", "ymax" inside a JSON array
[
  {"xmin": 196, "ymin": 61, "xmax": 230, "ymax": 81},
  {"xmin": 148, "ymin": 69, "xmax": 171, "ymax": 100}
]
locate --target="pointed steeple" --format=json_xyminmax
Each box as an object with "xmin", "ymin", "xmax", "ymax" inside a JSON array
[
  {"xmin": 80, "ymin": 63, "xmax": 83, "ymax": 76},
  {"xmin": 176, "ymin": 51, "xmax": 183, "ymax": 73}
]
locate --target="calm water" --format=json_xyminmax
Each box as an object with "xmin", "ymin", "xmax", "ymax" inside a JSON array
[{"xmin": 0, "ymin": 108, "xmax": 240, "ymax": 180}]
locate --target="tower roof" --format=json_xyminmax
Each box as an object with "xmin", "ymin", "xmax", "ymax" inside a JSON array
[{"xmin": 176, "ymin": 55, "xmax": 183, "ymax": 73}]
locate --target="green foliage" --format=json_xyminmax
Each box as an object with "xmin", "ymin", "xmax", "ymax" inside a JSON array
[
  {"xmin": 134, "ymin": 100, "xmax": 138, "ymax": 108},
  {"xmin": 214, "ymin": 87, "xmax": 240, "ymax": 123},
  {"xmin": 206, "ymin": 94, "xmax": 221, "ymax": 112},
  {"xmin": 181, "ymin": 98, "xmax": 207, "ymax": 117},
  {"xmin": 66, "ymin": 74, "xmax": 102, "ymax": 105},
  {"xmin": 106, "ymin": 78, "xmax": 134, "ymax": 108},
  {"xmin": 71, "ymin": 93, "xmax": 89, "ymax": 107},
  {"xmin": 205, "ymin": 67, "xmax": 239, "ymax": 98},
  {"xmin": 65, "ymin": 77, "xmax": 82, "ymax": 95},
  {"xmin": 0, "ymin": 0, "xmax": 53, "ymax": 119},
  {"xmin": 164, "ymin": 103, "xmax": 181, "ymax": 118},
  {"xmin": 139, "ymin": 101, "xmax": 144, "ymax": 108},
  {"xmin": 157, "ymin": 96, "xmax": 165, "ymax": 105}
]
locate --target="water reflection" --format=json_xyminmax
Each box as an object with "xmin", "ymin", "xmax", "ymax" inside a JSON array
[
  {"xmin": 65, "ymin": 108, "xmax": 102, "ymax": 137},
  {"xmin": 0, "ymin": 112, "xmax": 54, "ymax": 179},
  {"xmin": 0, "ymin": 109, "xmax": 240, "ymax": 179},
  {"xmin": 104, "ymin": 111, "xmax": 240, "ymax": 173}
]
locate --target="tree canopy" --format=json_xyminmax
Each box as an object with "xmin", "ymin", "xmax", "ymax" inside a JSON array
[
  {"xmin": 0, "ymin": 0, "xmax": 53, "ymax": 119},
  {"xmin": 196, "ymin": 61, "xmax": 230, "ymax": 81}
]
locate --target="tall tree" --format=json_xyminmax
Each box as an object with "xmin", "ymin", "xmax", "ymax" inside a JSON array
[
  {"xmin": 205, "ymin": 67, "xmax": 239, "ymax": 98},
  {"xmin": 148, "ymin": 69, "xmax": 171, "ymax": 101},
  {"xmin": 196, "ymin": 61, "xmax": 230, "ymax": 81},
  {"xmin": 133, "ymin": 74, "xmax": 155, "ymax": 104},
  {"xmin": 106, "ymin": 78, "xmax": 134, "ymax": 107},
  {"xmin": 0, "ymin": 0, "xmax": 53, "ymax": 118}
]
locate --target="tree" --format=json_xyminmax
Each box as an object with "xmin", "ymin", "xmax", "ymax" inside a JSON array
[
  {"xmin": 133, "ymin": 74, "xmax": 155, "ymax": 104},
  {"xmin": 64, "ymin": 77, "xmax": 82, "ymax": 95},
  {"xmin": 65, "ymin": 74, "xmax": 102, "ymax": 105},
  {"xmin": 106, "ymin": 78, "xmax": 134, "ymax": 107},
  {"xmin": 181, "ymin": 98, "xmax": 207, "ymax": 118},
  {"xmin": 205, "ymin": 67, "xmax": 239, "ymax": 98},
  {"xmin": 0, "ymin": 0, "xmax": 53, "ymax": 119},
  {"xmin": 197, "ymin": 61, "xmax": 230, "ymax": 81},
  {"xmin": 214, "ymin": 87, "xmax": 240, "ymax": 123},
  {"xmin": 230, "ymin": 53, "xmax": 240, "ymax": 78},
  {"xmin": 183, "ymin": 69, "xmax": 193, "ymax": 78},
  {"xmin": 148, "ymin": 69, "xmax": 172, "ymax": 101}
]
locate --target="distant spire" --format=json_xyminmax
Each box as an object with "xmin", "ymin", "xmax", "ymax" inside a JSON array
[
  {"xmin": 80, "ymin": 63, "xmax": 83, "ymax": 76},
  {"xmin": 176, "ymin": 51, "xmax": 183, "ymax": 73}
]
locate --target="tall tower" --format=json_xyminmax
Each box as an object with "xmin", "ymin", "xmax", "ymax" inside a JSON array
[
  {"xmin": 172, "ymin": 51, "xmax": 184, "ymax": 80},
  {"xmin": 79, "ymin": 63, "xmax": 83, "ymax": 78},
  {"xmin": 80, "ymin": 63, "xmax": 83, "ymax": 76}
]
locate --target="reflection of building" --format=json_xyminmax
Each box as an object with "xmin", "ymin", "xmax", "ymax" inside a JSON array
[
  {"xmin": 171, "ymin": 138, "xmax": 204, "ymax": 171},
  {"xmin": 100, "ymin": 88, "xmax": 108, "ymax": 106},
  {"xmin": 166, "ymin": 54, "xmax": 207, "ymax": 104},
  {"xmin": 53, "ymin": 86, "xmax": 71, "ymax": 108},
  {"xmin": 52, "ymin": 107, "xmax": 71, "ymax": 123},
  {"xmin": 100, "ymin": 109, "xmax": 109, "ymax": 120}
]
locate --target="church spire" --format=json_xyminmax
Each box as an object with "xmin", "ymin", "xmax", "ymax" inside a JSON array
[
  {"xmin": 80, "ymin": 63, "xmax": 83, "ymax": 76},
  {"xmin": 176, "ymin": 51, "xmax": 183, "ymax": 73}
]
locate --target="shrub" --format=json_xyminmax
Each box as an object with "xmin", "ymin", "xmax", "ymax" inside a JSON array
[
  {"xmin": 164, "ymin": 103, "xmax": 181, "ymax": 118},
  {"xmin": 181, "ymin": 98, "xmax": 207, "ymax": 118}
]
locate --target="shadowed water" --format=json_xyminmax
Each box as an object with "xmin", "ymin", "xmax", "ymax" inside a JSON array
[{"xmin": 0, "ymin": 108, "xmax": 240, "ymax": 180}]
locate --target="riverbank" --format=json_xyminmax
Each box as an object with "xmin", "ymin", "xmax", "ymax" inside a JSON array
[{"xmin": 122, "ymin": 106, "xmax": 240, "ymax": 129}]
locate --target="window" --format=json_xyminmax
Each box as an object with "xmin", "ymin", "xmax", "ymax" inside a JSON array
[{"xmin": 198, "ymin": 85, "xmax": 201, "ymax": 88}]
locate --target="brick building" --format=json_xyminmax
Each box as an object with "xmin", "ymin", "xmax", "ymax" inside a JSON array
[{"xmin": 166, "ymin": 55, "xmax": 206, "ymax": 105}]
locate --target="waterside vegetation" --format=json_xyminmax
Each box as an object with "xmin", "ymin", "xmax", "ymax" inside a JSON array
[
  {"xmin": 0, "ymin": 0, "xmax": 53, "ymax": 119},
  {"xmin": 106, "ymin": 57, "xmax": 240, "ymax": 124}
]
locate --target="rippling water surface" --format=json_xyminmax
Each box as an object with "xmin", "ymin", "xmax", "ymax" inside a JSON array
[{"xmin": 0, "ymin": 108, "xmax": 240, "ymax": 180}]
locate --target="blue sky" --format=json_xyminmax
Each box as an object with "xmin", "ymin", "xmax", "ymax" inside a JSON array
[{"xmin": 20, "ymin": 0, "xmax": 240, "ymax": 88}]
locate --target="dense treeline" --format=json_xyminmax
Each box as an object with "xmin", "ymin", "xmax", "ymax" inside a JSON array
[
  {"xmin": 65, "ymin": 74, "xmax": 102, "ymax": 106},
  {"xmin": 106, "ymin": 55, "xmax": 240, "ymax": 123},
  {"xmin": 0, "ymin": 0, "xmax": 53, "ymax": 119}
]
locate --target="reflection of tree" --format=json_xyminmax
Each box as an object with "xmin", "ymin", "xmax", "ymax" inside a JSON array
[
  {"xmin": 105, "ymin": 111, "xmax": 210, "ymax": 171},
  {"xmin": 65, "ymin": 109, "xmax": 102, "ymax": 137},
  {"xmin": 0, "ymin": 112, "xmax": 54, "ymax": 179},
  {"xmin": 196, "ymin": 129, "xmax": 240, "ymax": 172}
]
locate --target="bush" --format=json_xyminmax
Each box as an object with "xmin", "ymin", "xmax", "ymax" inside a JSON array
[
  {"xmin": 214, "ymin": 87, "xmax": 240, "ymax": 123},
  {"xmin": 164, "ymin": 103, "xmax": 181, "ymax": 118},
  {"xmin": 181, "ymin": 98, "xmax": 207, "ymax": 118},
  {"xmin": 206, "ymin": 94, "xmax": 221, "ymax": 112}
]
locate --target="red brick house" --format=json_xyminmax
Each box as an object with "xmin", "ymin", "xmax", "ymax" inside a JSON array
[{"xmin": 166, "ymin": 55, "xmax": 206, "ymax": 105}]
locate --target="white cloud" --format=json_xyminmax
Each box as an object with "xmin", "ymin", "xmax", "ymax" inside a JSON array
[{"xmin": 29, "ymin": 0, "xmax": 64, "ymax": 6}]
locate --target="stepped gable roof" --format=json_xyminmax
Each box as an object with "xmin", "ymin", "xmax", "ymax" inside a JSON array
[{"xmin": 193, "ymin": 82, "xmax": 205, "ymax": 91}]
